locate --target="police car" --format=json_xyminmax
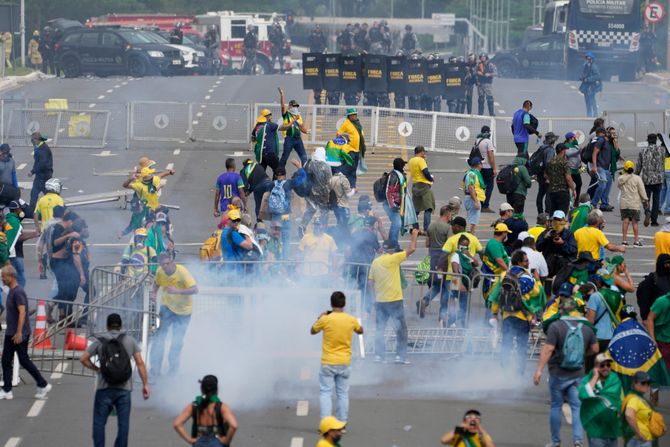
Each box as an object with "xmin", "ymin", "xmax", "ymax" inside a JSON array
[
  {"xmin": 491, "ymin": 33, "xmax": 565, "ymax": 79},
  {"xmin": 55, "ymin": 28, "xmax": 183, "ymax": 77}
]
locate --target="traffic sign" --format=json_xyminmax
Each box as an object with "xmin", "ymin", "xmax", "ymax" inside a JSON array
[
  {"xmin": 154, "ymin": 114, "xmax": 169, "ymax": 129},
  {"xmin": 26, "ymin": 121, "xmax": 39, "ymax": 135},
  {"xmin": 212, "ymin": 116, "xmax": 227, "ymax": 131},
  {"xmin": 398, "ymin": 121, "xmax": 413, "ymax": 137},
  {"xmin": 455, "ymin": 126, "xmax": 470, "ymax": 142},
  {"xmin": 645, "ymin": 2, "xmax": 664, "ymax": 24}
]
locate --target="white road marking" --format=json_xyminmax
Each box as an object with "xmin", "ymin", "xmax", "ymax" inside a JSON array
[
  {"xmin": 17, "ymin": 163, "xmax": 26, "ymax": 170},
  {"xmin": 201, "ymin": 104, "xmax": 207, "ymax": 108},
  {"xmin": 4, "ymin": 437, "xmax": 21, "ymax": 447},
  {"xmin": 179, "ymin": 140, "xmax": 186, "ymax": 144},
  {"xmin": 627, "ymin": 136, "xmax": 635, "ymax": 142},
  {"xmin": 97, "ymin": 95, "xmax": 105, "ymax": 100},
  {"xmin": 121, "ymin": 81, "xmax": 128, "ymax": 85},
  {"xmin": 212, "ymin": 84, "xmax": 218, "ymax": 88},
  {"xmin": 27, "ymin": 400, "xmax": 46, "ymax": 418},
  {"xmin": 290, "ymin": 438, "xmax": 304, "ymax": 447},
  {"xmin": 192, "ymin": 120, "xmax": 199, "ymax": 125},
  {"xmin": 296, "ymin": 400, "xmax": 309, "ymax": 416},
  {"xmin": 114, "ymin": 85, "xmax": 120, "ymax": 88},
  {"xmin": 570, "ymin": 86, "xmax": 577, "ymax": 90},
  {"xmin": 205, "ymin": 95, "xmax": 211, "ymax": 100},
  {"xmin": 564, "ymin": 81, "xmax": 571, "ymax": 85},
  {"xmin": 498, "ymin": 109, "xmax": 505, "ymax": 114},
  {"xmin": 51, "ymin": 361, "xmax": 65, "ymax": 379},
  {"xmin": 208, "ymin": 89, "xmax": 214, "ymax": 93},
  {"xmin": 166, "ymin": 163, "xmax": 174, "ymax": 170},
  {"xmin": 494, "ymin": 102, "xmax": 500, "ymax": 106},
  {"xmin": 88, "ymin": 103, "xmax": 96, "ymax": 108},
  {"xmin": 91, "ymin": 150, "xmax": 115, "ymax": 157},
  {"xmin": 216, "ymin": 80, "xmax": 221, "ymax": 84},
  {"xmin": 58, "ymin": 128, "xmax": 65, "ymax": 134},
  {"xmin": 218, "ymin": 76, "xmax": 224, "ymax": 79},
  {"xmin": 196, "ymin": 112, "xmax": 203, "ymax": 117},
  {"xmin": 173, "ymin": 149, "xmax": 181, "ymax": 155},
  {"xmin": 106, "ymin": 89, "xmax": 113, "ymax": 93}
]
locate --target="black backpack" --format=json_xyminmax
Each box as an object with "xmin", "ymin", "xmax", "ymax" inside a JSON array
[
  {"xmin": 496, "ymin": 164, "xmax": 519, "ymax": 195},
  {"xmin": 191, "ymin": 401, "xmax": 229, "ymax": 438},
  {"xmin": 373, "ymin": 172, "xmax": 389, "ymax": 202},
  {"xmin": 528, "ymin": 145, "xmax": 549, "ymax": 177},
  {"xmin": 499, "ymin": 271, "xmax": 524, "ymax": 313},
  {"xmin": 467, "ymin": 138, "xmax": 484, "ymax": 166},
  {"xmin": 581, "ymin": 139, "xmax": 597, "ymax": 164},
  {"xmin": 98, "ymin": 334, "xmax": 132, "ymax": 386}
]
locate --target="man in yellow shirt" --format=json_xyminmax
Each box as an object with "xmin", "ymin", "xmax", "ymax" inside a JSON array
[
  {"xmin": 442, "ymin": 216, "xmax": 484, "ymax": 272},
  {"xmin": 574, "ymin": 210, "xmax": 625, "ymax": 260},
  {"xmin": 654, "ymin": 217, "xmax": 670, "ymax": 258},
  {"xmin": 528, "ymin": 213, "xmax": 550, "ymax": 241},
  {"xmin": 464, "ymin": 157, "xmax": 486, "ymax": 234},
  {"xmin": 316, "ymin": 416, "xmax": 346, "ymax": 447},
  {"xmin": 33, "ymin": 178, "xmax": 64, "ymax": 231},
  {"xmin": 407, "ymin": 145, "xmax": 435, "ymax": 233},
  {"xmin": 337, "ymin": 108, "xmax": 365, "ymax": 190},
  {"xmin": 623, "ymin": 371, "xmax": 656, "ymax": 446},
  {"xmin": 149, "ymin": 253, "xmax": 198, "ymax": 377},
  {"xmin": 368, "ymin": 228, "xmax": 418, "ymax": 364},
  {"xmin": 299, "ymin": 223, "xmax": 337, "ymax": 279},
  {"xmin": 311, "ymin": 291, "xmax": 363, "ymax": 424},
  {"xmin": 122, "ymin": 166, "xmax": 175, "ymax": 211}
]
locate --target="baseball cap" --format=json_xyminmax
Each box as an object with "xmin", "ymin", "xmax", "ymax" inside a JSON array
[
  {"xmin": 0, "ymin": 143, "xmax": 10, "ymax": 153},
  {"xmin": 228, "ymin": 209, "xmax": 242, "ymax": 221},
  {"xmin": 469, "ymin": 157, "xmax": 482, "ymax": 166},
  {"xmin": 319, "ymin": 416, "xmax": 346, "ymax": 435},
  {"xmin": 585, "ymin": 52, "xmax": 594, "ymax": 59},
  {"xmin": 155, "ymin": 212, "xmax": 168, "ymax": 223},
  {"xmin": 499, "ymin": 203, "xmax": 514, "ymax": 212},
  {"xmin": 558, "ymin": 282, "xmax": 574, "ymax": 297},
  {"xmin": 134, "ymin": 227, "xmax": 148, "ymax": 237},
  {"xmin": 288, "ymin": 99, "xmax": 300, "ymax": 107},
  {"xmin": 594, "ymin": 353, "xmax": 611, "ymax": 366},
  {"xmin": 493, "ymin": 223, "xmax": 512, "ymax": 233},
  {"xmin": 451, "ymin": 216, "xmax": 467, "ymax": 227},
  {"xmin": 7, "ymin": 200, "xmax": 20, "ymax": 210},
  {"xmin": 517, "ymin": 231, "xmax": 531, "ymax": 241},
  {"xmin": 633, "ymin": 371, "xmax": 652, "ymax": 384},
  {"xmin": 552, "ymin": 210, "xmax": 566, "ymax": 220},
  {"xmin": 624, "ymin": 160, "xmax": 634, "ymax": 170},
  {"xmin": 382, "ymin": 240, "xmax": 399, "ymax": 251},
  {"xmin": 565, "ymin": 132, "xmax": 576, "ymax": 140},
  {"xmin": 480, "ymin": 125, "xmax": 491, "ymax": 134},
  {"xmin": 346, "ymin": 108, "xmax": 357, "ymax": 116}
]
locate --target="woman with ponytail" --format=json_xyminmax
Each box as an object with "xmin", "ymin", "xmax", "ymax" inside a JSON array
[{"xmin": 174, "ymin": 375, "xmax": 238, "ymax": 446}]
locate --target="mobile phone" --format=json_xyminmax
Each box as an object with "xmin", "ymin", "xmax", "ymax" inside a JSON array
[{"xmin": 454, "ymin": 426, "xmax": 465, "ymax": 435}]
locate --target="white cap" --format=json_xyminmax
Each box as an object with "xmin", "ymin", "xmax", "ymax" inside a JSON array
[
  {"xmin": 517, "ymin": 231, "xmax": 531, "ymax": 241},
  {"xmin": 312, "ymin": 147, "xmax": 326, "ymax": 162},
  {"xmin": 552, "ymin": 210, "xmax": 566, "ymax": 220},
  {"xmin": 499, "ymin": 202, "xmax": 514, "ymax": 212}
]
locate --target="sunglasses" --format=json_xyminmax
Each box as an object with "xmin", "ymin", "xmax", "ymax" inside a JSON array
[
  {"xmin": 464, "ymin": 415, "xmax": 481, "ymax": 421},
  {"xmin": 598, "ymin": 362, "xmax": 612, "ymax": 368},
  {"xmin": 231, "ymin": 218, "xmax": 241, "ymax": 223}
]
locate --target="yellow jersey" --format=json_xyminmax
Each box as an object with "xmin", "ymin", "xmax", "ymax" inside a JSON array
[
  {"xmin": 311, "ymin": 311, "xmax": 361, "ymax": 365},
  {"xmin": 369, "ymin": 251, "xmax": 407, "ymax": 302},
  {"xmin": 407, "ymin": 156, "xmax": 432, "ymax": 185},
  {"xmin": 35, "ymin": 193, "xmax": 64, "ymax": 230},
  {"xmin": 155, "ymin": 264, "xmax": 197, "ymax": 315}
]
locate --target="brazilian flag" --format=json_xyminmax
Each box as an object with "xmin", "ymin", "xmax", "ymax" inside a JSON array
[
  {"xmin": 487, "ymin": 269, "xmax": 547, "ymax": 315},
  {"xmin": 253, "ymin": 123, "xmax": 280, "ymax": 163},
  {"xmin": 541, "ymin": 295, "xmax": 589, "ymax": 333},
  {"xmin": 325, "ymin": 136, "xmax": 354, "ymax": 167},
  {"xmin": 608, "ymin": 318, "xmax": 670, "ymax": 392}
]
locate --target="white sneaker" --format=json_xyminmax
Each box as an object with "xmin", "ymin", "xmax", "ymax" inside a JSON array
[
  {"xmin": 0, "ymin": 389, "xmax": 13, "ymax": 400},
  {"xmin": 562, "ymin": 402, "xmax": 573, "ymax": 425},
  {"xmin": 35, "ymin": 383, "xmax": 52, "ymax": 400}
]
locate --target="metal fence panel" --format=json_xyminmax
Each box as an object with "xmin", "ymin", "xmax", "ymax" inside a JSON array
[
  {"xmin": 433, "ymin": 112, "xmax": 495, "ymax": 154},
  {"xmin": 55, "ymin": 110, "xmax": 110, "ymax": 148},
  {"xmin": 190, "ymin": 103, "xmax": 250, "ymax": 143},
  {"xmin": 603, "ymin": 110, "xmax": 667, "ymax": 148},
  {"xmin": 376, "ymin": 107, "xmax": 434, "ymax": 150},
  {"xmin": 6, "ymin": 108, "xmax": 62, "ymax": 146},
  {"xmin": 130, "ymin": 101, "xmax": 191, "ymax": 142}
]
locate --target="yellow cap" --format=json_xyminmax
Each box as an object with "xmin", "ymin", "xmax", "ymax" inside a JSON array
[
  {"xmin": 494, "ymin": 223, "xmax": 513, "ymax": 233},
  {"xmin": 134, "ymin": 228, "xmax": 148, "ymax": 237},
  {"xmin": 138, "ymin": 157, "xmax": 156, "ymax": 169},
  {"xmin": 256, "ymin": 109, "xmax": 272, "ymax": 124},
  {"xmin": 624, "ymin": 160, "xmax": 634, "ymax": 171},
  {"xmin": 140, "ymin": 167, "xmax": 155, "ymax": 178},
  {"xmin": 319, "ymin": 416, "xmax": 346, "ymax": 435},
  {"xmin": 228, "ymin": 209, "xmax": 241, "ymax": 221}
]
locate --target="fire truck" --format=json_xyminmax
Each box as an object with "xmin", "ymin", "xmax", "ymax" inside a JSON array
[{"xmin": 193, "ymin": 11, "xmax": 291, "ymax": 74}]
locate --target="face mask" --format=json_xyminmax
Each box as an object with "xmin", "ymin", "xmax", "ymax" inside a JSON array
[
  {"xmin": 552, "ymin": 221, "xmax": 566, "ymax": 232},
  {"xmin": 289, "ymin": 107, "xmax": 299, "ymax": 115}
]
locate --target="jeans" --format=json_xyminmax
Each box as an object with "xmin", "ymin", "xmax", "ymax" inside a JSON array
[
  {"xmin": 279, "ymin": 136, "xmax": 307, "ymax": 168},
  {"xmin": 351, "ymin": 265, "xmax": 373, "ymax": 313},
  {"xmin": 252, "ymin": 181, "xmax": 272, "ymax": 220},
  {"xmin": 626, "ymin": 440, "xmax": 652, "ymax": 447},
  {"xmin": 50, "ymin": 258, "xmax": 81, "ymax": 321},
  {"xmin": 548, "ymin": 375, "xmax": 583, "ymax": 444},
  {"xmin": 383, "ymin": 202, "xmax": 401, "ymax": 249},
  {"xmin": 340, "ymin": 151, "xmax": 359, "ymax": 189},
  {"xmin": 375, "ymin": 301, "xmax": 408, "ymax": 360},
  {"xmin": 271, "ymin": 214, "xmax": 292, "ymax": 260},
  {"xmin": 645, "ymin": 183, "xmax": 662, "ymax": 225},
  {"xmin": 591, "ymin": 167, "xmax": 611, "ymax": 208},
  {"xmin": 319, "ymin": 364, "xmax": 351, "ymax": 422},
  {"xmin": 93, "ymin": 388, "xmax": 131, "ymax": 447},
  {"xmin": 447, "ymin": 289, "xmax": 469, "ymax": 327},
  {"xmin": 149, "ymin": 306, "xmax": 191, "ymax": 375},
  {"xmin": 584, "ymin": 92, "xmax": 598, "ymax": 117},
  {"xmin": 500, "ymin": 316, "xmax": 530, "ymax": 375},
  {"xmin": 194, "ymin": 434, "xmax": 227, "ymax": 447},
  {"xmin": 9, "ymin": 257, "xmax": 25, "ymax": 288},
  {"xmin": 588, "ymin": 438, "xmax": 618, "ymax": 447},
  {"xmin": 464, "ymin": 195, "xmax": 481, "ymax": 225},
  {"xmin": 661, "ymin": 171, "xmax": 670, "ymax": 213},
  {"xmin": 2, "ymin": 335, "xmax": 48, "ymax": 392},
  {"xmin": 29, "ymin": 174, "xmax": 50, "ymax": 214},
  {"xmin": 549, "ymin": 190, "xmax": 571, "ymax": 216},
  {"xmin": 481, "ymin": 168, "xmax": 494, "ymax": 209}
]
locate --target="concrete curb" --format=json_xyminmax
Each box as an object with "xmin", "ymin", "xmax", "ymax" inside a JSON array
[
  {"xmin": 0, "ymin": 71, "xmax": 44, "ymax": 94},
  {"xmin": 643, "ymin": 72, "xmax": 670, "ymax": 91}
]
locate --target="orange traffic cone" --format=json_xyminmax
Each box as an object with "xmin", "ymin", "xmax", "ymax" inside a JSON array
[
  {"xmin": 32, "ymin": 300, "xmax": 53, "ymax": 350},
  {"xmin": 65, "ymin": 329, "xmax": 88, "ymax": 351}
]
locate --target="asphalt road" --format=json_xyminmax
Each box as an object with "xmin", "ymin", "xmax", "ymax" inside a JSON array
[{"xmin": 1, "ymin": 74, "xmax": 670, "ymax": 447}]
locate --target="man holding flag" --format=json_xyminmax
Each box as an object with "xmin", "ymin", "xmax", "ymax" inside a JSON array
[{"xmin": 578, "ymin": 353, "xmax": 622, "ymax": 447}]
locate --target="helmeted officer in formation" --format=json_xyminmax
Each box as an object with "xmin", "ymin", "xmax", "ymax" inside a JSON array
[{"xmin": 477, "ymin": 52, "xmax": 496, "ymax": 116}]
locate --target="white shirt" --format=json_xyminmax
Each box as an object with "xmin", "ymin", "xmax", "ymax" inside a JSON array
[
  {"xmin": 478, "ymin": 138, "xmax": 496, "ymax": 169},
  {"xmin": 521, "ymin": 246, "xmax": 548, "ymax": 277}
]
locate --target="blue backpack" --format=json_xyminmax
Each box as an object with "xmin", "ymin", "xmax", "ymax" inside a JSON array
[
  {"xmin": 268, "ymin": 180, "xmax": 288, "ymax": 214},
  {"xmin": 560, "ymin": 320, "xmax": 585, "ymax": 370}
]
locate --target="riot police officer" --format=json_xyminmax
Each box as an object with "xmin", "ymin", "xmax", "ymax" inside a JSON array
[
  {"xmin": 309, "ymin": 25, "xmax": 327, "ymax": 53},
  {"xmin": 268, "ymin": 22, "xmax": 285, "ymax": 73},
  {"xmin": 455, "ymin": 56, "xmax": 468, "ymax": 114},
  {"xmin": 393, "ymin": 50, "xmax": 406, "ymax": 109},
  {"xmin": 477, "ymin": 52, "xmax": 496, "ymax": 116},
  {"xmin": 170, "ymin": 22, "xmax": 184, "ymax": 45},
  {"xmin": 460, "ymin": 53, "xmax": 477, "ymax": 114},
  {"xmin": 407, "ymin": 51, "xmax": 423, "ymax": 110},
  {"xmin": 243, "ymin": 25, "xmax": 259, "ymax": 75},
  {"xmin": 446, "ymin": 56, "xmax": 459, "ymax": 113},
  {"xmin": 204, "ymin": 25, "xmax": 220, "ymax": 75},
  {"xmin": 401, "ymin": 25, "xmax": 418, "ymax": 54}
]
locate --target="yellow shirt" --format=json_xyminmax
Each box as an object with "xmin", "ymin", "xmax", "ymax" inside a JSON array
[
  {"xmin": 655, "ymin": 231, "xmax": 670, "ymax": 259},
  {"xmin": 368, "ymin": 251, "xmax": 407, "ymax": 302},
  {"xmin": 337, "ymin": 119, "xmax": 362, "ymax": 152},
  {"xmin": 130, "ymin": 176, "xmax": 162, "ymax": 211},
  {"xmin": 316, "ymin": 439, "xmax": 336, "ymax": 447},
  {"xmin": 624, "ymin": 394, "xmax": 654, "ymax": 441},
  {"xmin": 155, "ymin": 264, "xmax": 197, "ymax": 315},
  {"xmin": 528, "ymin": 225, "xmax": 546, "ymax": 241},
  {"xmin": 407, "ymin": 156, "xmax": 432, "ymax": 185},
  {"xmin": 447, "ymin": 433, "xmax": 494, "ymax": 447},
  {"xmin": 665, "ymin": 156, "xmax": 670, "ymax": 171},
  {"xmin": 35, "ymin": 193, "xmax": 64, "ymax": 230},
  {"xmin": 311, "ymin": 311, "xmax": 362, "ymax": 365},
  {"xmin": 464, "ymin": 170, "xmax": 486, "ymax": 202},
  {"xmin": 574, "ymin": 226, "xmax": 609, "ymax": 260},
  {"xmin": 299, "ymin": 232, "xmax": 337, "ymax": 276}
]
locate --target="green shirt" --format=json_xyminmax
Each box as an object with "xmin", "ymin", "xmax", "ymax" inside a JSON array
[
  {"xmin": 484, "ymin": 238, "xmax": 509, "ymax": 273},
  {"xmin": 650, "ymin": 294, "xmax": 670, "ymax": 343},
  {"xmin": 512, "ymin": 157, "xmax": 532, "ymax": 196},
  {"xmin": 570, "ymin": 204, "xmax": 591, "ymax": 232}
]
